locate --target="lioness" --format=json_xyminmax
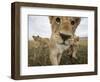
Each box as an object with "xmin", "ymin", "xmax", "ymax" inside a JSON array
[
  {"xmin": 32, "ymin": 35, "xmax": 49, "ymax": 48},
  {"xmin": 49, "ymin": 16, "xmax": 81, "ymax": 65}
]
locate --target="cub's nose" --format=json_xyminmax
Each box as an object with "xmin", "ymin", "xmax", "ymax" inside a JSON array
[{"xmin": 60, "ymin": 33, "xmax": 71, "ymax": 41}]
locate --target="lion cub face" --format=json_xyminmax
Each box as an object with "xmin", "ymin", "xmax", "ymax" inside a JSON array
[{"xmin": 49, "ymin": 16, "xmax": 81, "ymax": 45}]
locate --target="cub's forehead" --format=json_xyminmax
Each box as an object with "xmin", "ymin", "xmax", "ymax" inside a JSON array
[
  {"xmin": 49, "ymin": 16, "xmax": 81, "ymax": 23},
  {"xmin": 50, "ymin": 16, "xmax": 80, "ymax": 19},
  {"xmin": 69, "ymin": 17, "xmax": 81, "ymax": 20},
  {"xmin": 51, "ymin": 16, "xmax": 68, "ymax": 18}
]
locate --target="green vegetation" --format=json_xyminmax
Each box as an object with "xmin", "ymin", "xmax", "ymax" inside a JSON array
[{"xmin": 28, "ymin": 39, "xmax": 88, "ymax": 66}]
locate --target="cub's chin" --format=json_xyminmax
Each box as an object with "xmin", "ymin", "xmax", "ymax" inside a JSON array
[
  {"xmin": 55, "ymin": 39, "xmax": 63, "ymax": 44},
  {"xmin": 58, "ymin": 39, "xmax": 73, "ymax": 46}
]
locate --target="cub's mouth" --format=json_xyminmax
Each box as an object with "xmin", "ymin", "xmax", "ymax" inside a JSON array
[{"xmin": 59, "ymin": 41, "xmax": 70, "ymax": 46}]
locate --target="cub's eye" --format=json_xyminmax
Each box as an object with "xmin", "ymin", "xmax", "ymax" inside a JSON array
[
  {"xmin": 56, "ymin": 17, "xmax": 60, "ymax": 24},
  {"xmin": 71, "ymin": 20, "xmax": 75, "ymax": 25}
]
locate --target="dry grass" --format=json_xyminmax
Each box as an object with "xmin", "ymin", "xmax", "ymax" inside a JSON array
[{"xmin": 28, "ymin": 38, "xmax": 88, "ymax": 66}]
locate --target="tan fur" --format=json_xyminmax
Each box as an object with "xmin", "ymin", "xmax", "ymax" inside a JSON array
[{"xmin": 49, "ymin": 16, "xmax": 81, "ymax": 65}]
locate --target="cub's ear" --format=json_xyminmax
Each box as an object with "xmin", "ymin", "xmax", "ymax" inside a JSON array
[
  {"xmin": 49, "ymin": 16, "xmax": 54, "ymax": 24},
  {"xmin": 75, "ymin": 17, "xmax": 81, "ymax": 26},
  {"xmin": 73, "ymin": 17, "xmax": 81, "ymax": 33},
  {"xmin": 32, "ymin": 36, "xmax": 35, "ymax": 39}
]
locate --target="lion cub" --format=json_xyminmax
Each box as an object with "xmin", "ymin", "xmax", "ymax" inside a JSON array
[
  {"xmin": 49, "ymin": 16, "xmax": 81, "ymax": 65},
  {"xmin": 66, "ymin": 36, "xmax": 79, "ymax": 59}
]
